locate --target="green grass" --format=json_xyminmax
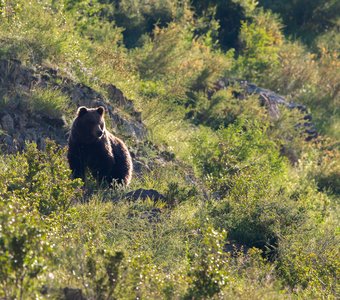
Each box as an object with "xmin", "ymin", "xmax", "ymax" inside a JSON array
[
  {"xmin": 30, "ymin": 87, "xmax": 71, "ymax": 119},
  {"xmin": 0, "ymin": 0, "xmax": 339, "ymax": 299}
]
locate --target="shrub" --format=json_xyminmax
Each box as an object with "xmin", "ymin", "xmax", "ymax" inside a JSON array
[
  {"xmin": 297, "ymin": 139, "xmax": 340, "ymax": 196},
  {"xmin": 192, "ymin": 117, "xmax": 331, "ymax": 253},
  {"xmin": 192, "ymin": 118, "xmax": 285, "ymax": 197},
  {"xmin": 264, "ymin": 41, "xmax": 339, "ymax": 139},
  {"xmin": 0, "ymin": 140, "xmax": 82, "ymax": 216},
  {"xmin": 233, "ymin": 8, "xmax": 284, "ymax": 81},
  {"xmin": 84, "ymin": 249, "xmax": 124, "ymax": 299},
  {"xmin": 134, "ymin": 21, "xmax": 231, "ymax": 101},
  {"xmin": 186, "ymin": 87, "xmax": 268, "ymax": 129},
  {"xmin": 112, "ymin": 0, "xmax": 189, "ymax": 48},
  {"xmin": 0, "ymin": 140, "xmax": 81, "ymax": 298},
  {"xmin": 0, "ymin": 198, "xmax": 50, "ymax": 299},
  {"xmin": 63, "ymin": 0, "xmax": 122, "ymax": 44},
  {"xmin": 278, "ymin": 224, "xmax": 339, "ymax": 298},
  {"xmin": 259, "ymin": 0, "xmax": 340, "ymax": 44},
  {"xmin": 185, "ymin": 226, "xmax": 230, "ymax": 299},
  {"xmin": 0, "ymin": 0, "xmax": 82, "ymax": 65}
]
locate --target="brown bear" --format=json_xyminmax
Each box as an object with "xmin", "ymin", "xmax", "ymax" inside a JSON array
[{"xmin": 67, "ymin": 106, "xmax": 133, "ymax": 186}]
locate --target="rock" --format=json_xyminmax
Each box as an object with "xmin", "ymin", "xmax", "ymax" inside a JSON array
[
  {"xmin": 106, "ymin": 84, "xmax": 133, "ymax": 109},
  {"xmin": 0, "ymin": 59, "xmax": 36, "ymax": 88},
  {"xmin": 133, "ymin": 159, "xmax": 150, "ymax": 174},
  {"xmin": 0, "ymin": 136, "xmax": 14, "ymax": 152},
  {"xmin": 41, "ymin": 115, "xmax": 66, "ymax": 127},
  {"xmin": 260, "ymin": 93, "xmax": 281, "ymax": 120},
  {"xmin": 110, "ymin": 112, "xmax": 147, "ymax": 140},
  {"xmin": 160, "ymin": 150, "xmax": 175, "ymax": 161},
  {"xmin": 124, "ymin": 188, "xmax": 166, "ymax": 202},
  {"xmin": 106, "ymin": 84, "xmax": 143, "ymax": 122},
  {"xmin": 0, "ymin": 59, "xmax": 148, "ymax": 154}
]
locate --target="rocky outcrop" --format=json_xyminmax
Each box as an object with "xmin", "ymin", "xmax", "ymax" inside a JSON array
[{"xmin": 0, "ymin": 59, "xmax": 147, "ymax": 153}]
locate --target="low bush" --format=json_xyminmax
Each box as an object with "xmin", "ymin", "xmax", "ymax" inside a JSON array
[
  {"xmin": 278, "ymin": 223, "xmax": 339, "ymax": 298},
  {"xmin": 192, "ymin": 117, "xmax": 330, "ymax": 254},
  {"xmin": 186, "ymin": 87, "xmax": 268, "ymax": 130},
  {"xmin": 192, "ymin": 118, "xmax": 285, "ymax": 197},
  {"xmin": 185, "ymin": 226, "xmax": 230, "ymax": 299},
  {"xmin": 0, "ymin": 140, "xmax": 81, "ymax": 297},
  {"xmin": 0, "ymin": 198, "xmax": 50, "ymax": 299},
  {"xmin": 0, "ymin": 140, "xmax": 82, "ymax": 216}
]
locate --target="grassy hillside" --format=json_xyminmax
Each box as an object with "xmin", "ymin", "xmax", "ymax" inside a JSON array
[{"xmin": 0, "ymin": 0, "xmax": 339, "ymax": 299}]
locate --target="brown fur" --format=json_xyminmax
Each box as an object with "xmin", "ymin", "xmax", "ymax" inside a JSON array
[{"xmin": 67, "ymin": 106, "xmax": 133, "ymax": 186}]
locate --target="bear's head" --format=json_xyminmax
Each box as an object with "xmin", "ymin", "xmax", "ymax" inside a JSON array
[{"xmin": 72, "ymin": 106, "xmax": 106, "ymax": 143}]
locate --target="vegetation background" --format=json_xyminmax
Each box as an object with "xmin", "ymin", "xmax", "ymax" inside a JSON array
[{"xmin": 0, "ymin": 0, "xmax": 339, "ymax": 299}]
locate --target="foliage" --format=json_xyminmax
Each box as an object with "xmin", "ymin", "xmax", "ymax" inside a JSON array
[
  {"xmin": 186, "ymin": 87, "xmax": 268, "ymax": 129},
  {"xmin": 278, "ymin": 223, "xmax": 340, "ymax": 298},
  {"xmin": 0, "ymin": 0, "xmax": 82, "ymax": 64},
  {"xmin": 185, "ymin": 226, "xmax": 230, "ymax": 299},
  {"xmin": 0, "ymin": 0, "xmax": 339, "ymax": 298},
  {"xmin": 295, "ymin": 139, "xmax": 340, "ymax": 196},
  {"xmin": 113, "ymin": 0, "xmax": 190, "ymax": 48},
  {"xmin": 233, "ymin": 8, "xmax": 284, "ymax": 81},
  {"xmin": 192, "ymin": 118, "xmax": 285, "ymax": 197},
  {"xmin": 84, "ymin": 249, "xmax": 124, "ymax": 299},
  {"xmin": 263, "ymin": 41, "xmax": 340, "ymax": 139},
  {"xmin": 29, "ymin": 87, "xmax": 71, "ymax": 119},
  {"xmin": 0, "ymin": 140, "xmax": 82, "ymax": 215},
  {"xmin": 0, "ymin": 198, "xmax": 49, "ymax": 299},
  {"xmin": 259, "ymin": 0, "xmax": 340, "ymax": 45},
  {"xmin": 134, "ymin": 21, "xmax": 231, "ymax": 102},
  {"xmin": 0, "ymin": 140, "xmax": 81, "ymax": 298},
  {"xmin": 63, "ymin": 0, "xmax": 121, "ymax": 44},
  {"xmin": 191, "ymin": 0, "xmax": 247, "ymax": 50},
  {"xmin": 192, "ymin": 118, "xmax": 330, "ymax": 253}
]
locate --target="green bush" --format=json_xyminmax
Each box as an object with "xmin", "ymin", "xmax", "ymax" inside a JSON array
[
  {"xmin": 192, "ymin": 118, "xmax": 331, "ymax": 252},
  {"xmin": 233, "ymin": 8, "xmax": 283, "ymax": 81},
  {"xmin": 185, "ymin": 226, "xmax": 230, "ymax": 299},
  {"xmin": 278, "ymin": 223, "xmax": 339, "ymax": 298},
  {"xmin": 192, "ymin": 118, "xmax": 285, "ymax": 197},
  {"xmin": 0, "ymin": 0, "xmax": 82, "ymax": 64},
  {"xmin": 134, "ymin": 21, "xmax": 231, "ymax": 101},
  {"xmin": 0, "ymin": 140, "xmax": 82, "ymax": 298},
  {"xmin": 259, "ymin": 0, "xmax": 340, "ymax": 44},
  {"xmin": 296, "ymin": 139, "xmax": 340, "ymax": 196},
  {"xmin": 0, "ymin": 140, "xmax": 82, "ymax": 216},
  {"xmin": 262, "ymin": 41, "xmax": 339, "ymax": 139},
  {"xmin": 110, "ymin": 0, "xmax": 189, "ymax": 48},
  {"xmin": 186, "ymin": 87, "xmax": 268, "ymax": 129},
  {"xmin": 0, "ymin": 198, "xmax": 50, "ymax": 299},
  {"xmin": 63, "ymin": 0, "xmax": 121, "ymax": 44}
]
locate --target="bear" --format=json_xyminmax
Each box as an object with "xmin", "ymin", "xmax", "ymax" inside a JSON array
[{"xmin": 67, "ymin": 106, "xmax": 133, "ymax": 186}]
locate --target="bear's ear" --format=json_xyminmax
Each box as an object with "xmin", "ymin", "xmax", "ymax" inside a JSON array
[
  {"xmin": 77, "ymin": 106, "xmax": 88, "ymax": 117},
  {"xmin": 97, "ymin": 106, "xmax": 105, "ymax": 116}
]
